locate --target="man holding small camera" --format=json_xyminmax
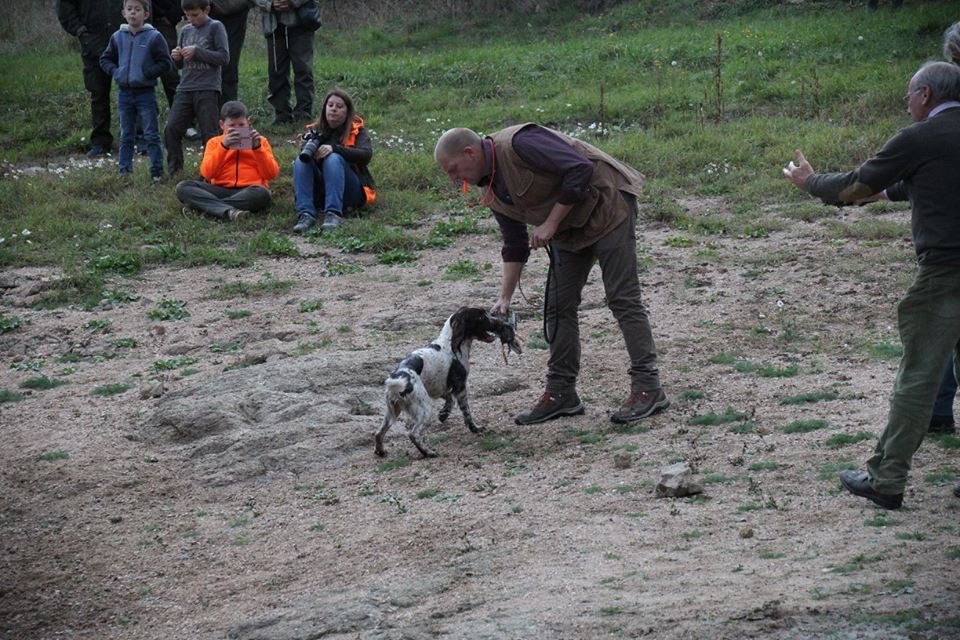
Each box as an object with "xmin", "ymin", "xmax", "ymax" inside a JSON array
[{"xmin": 175, "ymin": 100, "xmax": 280, "ymax": 221}]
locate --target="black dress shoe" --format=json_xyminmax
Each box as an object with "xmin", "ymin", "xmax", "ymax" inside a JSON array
[{"xmin": 839, "ymin": 470, "xmax": 903, "ymax": 510}]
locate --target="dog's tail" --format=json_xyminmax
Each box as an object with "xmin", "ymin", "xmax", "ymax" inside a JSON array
[{"xmin": 384, "ymin": 371, "xmax": 413, "ymax": 403}]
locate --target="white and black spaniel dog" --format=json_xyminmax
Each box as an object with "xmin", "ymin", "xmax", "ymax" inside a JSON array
[{"xmin": 375, "ymin": 307, "xmax": 521, "ymax": 458}]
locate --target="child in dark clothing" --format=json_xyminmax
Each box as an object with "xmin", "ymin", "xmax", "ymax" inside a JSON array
[
  {"xmin": 163, "ymin": 0, "xmax": 229, "ymax": 175},
  {"xmin": 99, "ymin": 0, "xmax": 174, "ymax": 178}
]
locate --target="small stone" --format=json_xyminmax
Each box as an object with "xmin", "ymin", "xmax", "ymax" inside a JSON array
[
  {"xmin": 140, "ymin": 381, "xmax": 165, "ymax": 399},
  {"xmin": 739, "ymin": 527, "xmax": 754, "ymax": 539},
  {"xmin": 109, "ymin": 516, "xmax": 123, "ymax": 524},
  {"xmin": 613, "ymin": 453, "xmax": 632, "ymax": 469}
]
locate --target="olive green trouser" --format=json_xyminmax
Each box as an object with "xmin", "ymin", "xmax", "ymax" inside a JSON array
[
  {"xmin": 867, "ymin": 264, "xmax": 960, "ymax": 494},
  {"xmin": 544, "ymin": 197, "xmax": 660, "ymax": 396}
]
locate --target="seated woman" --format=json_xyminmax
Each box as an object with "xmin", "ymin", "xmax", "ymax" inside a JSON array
[{"xmin": 292, "ymin": 89, "xmax": 377, "ymax": 232}]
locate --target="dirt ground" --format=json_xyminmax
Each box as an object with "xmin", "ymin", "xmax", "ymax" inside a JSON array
[{"xmin": 1, "ymin": 194, "xmax": 959, "ymax": 640}]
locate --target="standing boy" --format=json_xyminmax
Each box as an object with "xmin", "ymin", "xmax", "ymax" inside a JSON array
[
  {"xmin": 175, "ymin": 101, "xmax": 280, "ymax": 221},
  {"xmin": 163, "ymin": 0, "xmax": 229, "ymax": 175},
  {"xmin": 100, "ymin": 0, "xmax": 174, "ymax": 180}
]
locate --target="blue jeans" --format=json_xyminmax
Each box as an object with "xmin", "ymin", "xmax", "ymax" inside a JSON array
[
  {"xmin": 293, "ymin": 153, "xmax": 364, "ymax": 218},
  {"xmin": 118, "ymin": 89, "xmax": 162, "ymax": 177}
]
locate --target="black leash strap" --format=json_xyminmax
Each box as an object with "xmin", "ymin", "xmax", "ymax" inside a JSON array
[{"xmin": 543, "ymin": 244, "xmax": 558, "ymax": 345}]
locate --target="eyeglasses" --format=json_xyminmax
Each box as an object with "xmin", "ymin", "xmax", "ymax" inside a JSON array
[{"xmin": 903, "ymin": 88, "xmax": 924, "ymax": 104}]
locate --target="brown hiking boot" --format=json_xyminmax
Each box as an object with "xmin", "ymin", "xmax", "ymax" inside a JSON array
[
  {"xmin": 514, "ymin": 391, "xmax": 585, "ymax": 425},
  {"xmin": 610, "ymin": 388, "xmax": 669, "ymax": 424}
]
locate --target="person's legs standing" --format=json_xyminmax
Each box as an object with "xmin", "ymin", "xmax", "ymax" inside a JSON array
[
  {"xmin": 266, "ymin": 28, "xmax": 293, "ymax": 123},
  {"xmin": 194, "ymin": 92, "xmax": 221, "ymax": 144},
  {"xmin": 544, "ymin": 246, "xmax": 594, "ymax": 395},
  {"xmin": 865, "ymin": 265, "xmax": 960, "ymax": 495},
  {"xmin": 117, "ymin": 90, "xmax": 137, "ymax": 174},
  {"xmin": 164, "ymin": 92, "xmax": 194, "ymax": 174},
  {"xmin": 594, "ymin": 206, "xmax": 660, "ymax": 393},
  {"xmin": 136, "ymin": 91, "xmax": 164, "ymax": 178},
  {"xmin": 930, "ymin": 355, "xmax": 957, "ymax": 433},
  {"xmin": 288, "ymin": 26, "xmax": 314, "ymax": 121},
  {"xmin": 219, "ymin": 9, "xmax": 249, "ymax": 104},
  {"xmin": 82, "ymin": 51, "xmax": 113, "ymax": 152}
]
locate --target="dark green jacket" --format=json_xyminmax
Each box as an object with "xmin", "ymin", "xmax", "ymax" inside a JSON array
[
  {"xmin": 56, "ymin": 0, "xmax": 125, "ymax": 57},
  {"xmin": 805, "ymin": 106, "xmax": 960, "ymax": 265}
]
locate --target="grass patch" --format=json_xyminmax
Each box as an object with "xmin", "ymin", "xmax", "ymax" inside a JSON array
[
  {"xmin": 781, "ymin": 419, "xmax": 829, "ymax": 434},
  {"xmin": 748, "ymin": 461, "xmax": 778, "ymax": 471},
  {"xmin": 443, "ymin": 259, "xmax": 488, "ymax": 281},
  {"xmin": 825, "ymin": 431, "xmax": 874, "ymax": 448},
  {"xmin": 923, "ymin": 468, "xmax": 957, "ymax": 486},
  {"xmin": 146, "ymin": 299, "xmax": 190, "ymax": 321},
  {"xmin": 376, "ymin": 458, "xmax": 411, "ymax": 473},
  {"xmin": 0, "ymin": 389, "xmax": 24, "ymax": 403},
  {"xmin": 931, "ymin": 434, "xmax": 960, "ymax": 450},
  {"xmin": 92, "ymin": 383, "xmax": 132, "ymax": 396},
  {"xmin": 37, "ymin": 450, "xmax": 69, "ymax": 461},
  {"xmin": 781, "ymin": 390, "xmax": 839, "ymax": 405},
  {"xmin": 152, "ymin": 356, "xmax": 199, "ymax": 371},
  {"xmin": 298, "ymin": 300, "xmax": 324, "ymax": 313},
  {"xmin": 209, "ymin": 277, "xmax": 295, "ymax": 300},
  {"xmin": 20, "ymin": 376, "xmax": 69, "ymax": 390},
  {"xmin": 0, "ymin": 314, "xmax": 23, "ymax": 333},
  {"xmin": 377, "ymin": 248, "xmax": 418, "ymax": 265},
  {"xmin": 867, "ymin": 340, "xmax": 903, "ymax": 361},
  {"xmin": 689, "ymin": 407, "xmax": 747, "ymax": 426}
]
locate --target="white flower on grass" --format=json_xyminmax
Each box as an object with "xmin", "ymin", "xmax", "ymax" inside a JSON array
[
  {"xmin": 776, "ymin": 299, "xmax": 784, "ymax": 309},
  {"xmin": 671, "ymin": 60, "xmax": 678, "ymax": 66},
  {"xmin": 858, "ymin": 36, "xmax": 864, "ymax": 41},
  {"xmin": 21, "ymin": 229, "xmax": 31, "ymax": 236},
  {"xmin": 566, "ymin": 103, "xmax": 572, "ymax": 107},
  {"xmin": 0, "ymin": 237, "xmax": 5, "ymax": 244}
]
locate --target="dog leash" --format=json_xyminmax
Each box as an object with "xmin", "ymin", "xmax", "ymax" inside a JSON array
[{"xmin": 542, "ymin": 244, "xmax": 558, "ymax": 345}]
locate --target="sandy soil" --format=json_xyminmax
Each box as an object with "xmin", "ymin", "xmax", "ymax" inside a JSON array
[{"xmin": 1, "ymin": 197, "xmax": 958, "ymax": 639}]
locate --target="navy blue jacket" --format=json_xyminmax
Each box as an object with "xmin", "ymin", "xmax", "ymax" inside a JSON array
[{"xmin": 99, "ymin": 24, "xmax": 174, "ymax": 90}]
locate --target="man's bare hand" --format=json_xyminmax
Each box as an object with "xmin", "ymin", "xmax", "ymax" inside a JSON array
[{"xmin": 782, "ymin": 149, "xmax": 813, "ymax": 190}]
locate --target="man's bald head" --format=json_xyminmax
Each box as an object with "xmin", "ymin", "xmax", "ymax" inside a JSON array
[{"xmin": 434, "ymin": 127, "xmax": 483, "ymax": 163}]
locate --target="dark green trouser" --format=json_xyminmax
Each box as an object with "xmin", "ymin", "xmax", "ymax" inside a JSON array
[
  {"xmin": 544, "ymin": 196, "xmax": 660, "ymax": 396},
  {"xmin": 867, "ymin": 264, "xmax": 960, "ymax": 494}
]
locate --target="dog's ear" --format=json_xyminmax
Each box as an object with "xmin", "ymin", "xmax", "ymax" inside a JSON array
[{"xmin": 450, "ymin": 309, "xmax": 467, "ymax": 355}]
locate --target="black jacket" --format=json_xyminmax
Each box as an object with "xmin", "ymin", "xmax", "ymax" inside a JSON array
[{"xmin": 56, "ymin": 0, "xmax": 125, "ymax": 57}]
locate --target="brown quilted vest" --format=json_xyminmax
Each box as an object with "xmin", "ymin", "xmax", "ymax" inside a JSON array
[{"xmin": 488, "ymin": 124, "xmax": 645, "ymax": 251}]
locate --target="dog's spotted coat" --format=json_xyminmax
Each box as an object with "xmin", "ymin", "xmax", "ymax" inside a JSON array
[{"xmin": 375, "ymin": 307, "xmax": 520, "ymax": 458}]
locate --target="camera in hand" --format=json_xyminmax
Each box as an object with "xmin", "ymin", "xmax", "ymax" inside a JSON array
[{"xmin": 299, "ymin": 130, "xmax": 322, "ymax": 162}]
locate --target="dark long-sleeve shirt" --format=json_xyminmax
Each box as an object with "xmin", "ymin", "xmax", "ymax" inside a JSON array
[
  {"xmin": 805, "ymin": 105, "xmax": 960, "ymax": 265},
  {"xmin": 483, "ymin": 124, "xmax": 594, "ymax": 263},
  {"xmin": 175, "ymin": 18, "xmax": 229, "ymax": 93}
]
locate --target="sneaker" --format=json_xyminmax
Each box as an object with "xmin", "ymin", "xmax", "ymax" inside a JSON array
[
  {"xmin": 610, "ymin": 388, "xmax": 670, "ymax": 424},
  {"xmin": 321, "ymin": 210, "xmax": 344, "ymax": 231},
  {"xmin": 928, "ymin": 415, "xmax": 956, "ymax": 435},
  {"xmin": 839, "ymin": 470, "xmax": 903, "ymax": 510},
  {"xmin": 86, "ymin": 144, "xmax": 108, "ymax": 158},
  {"xmin": 181, "ymin": 206, "xmax": 201, "ymax": 217},
  {"xmin": 293, "ymin": 213, "xmax": 316, "ymax": 233},
  {"xmin": 185, "ymin": 127, "xmax": 201, "ymax": 141},
  {"xmin": 226, "ymin": 208, "xmax": 247, "ymax": 222},
  {"xmin": 514, "ymin": 391, "xmax": 585, "ymax": 425}
]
